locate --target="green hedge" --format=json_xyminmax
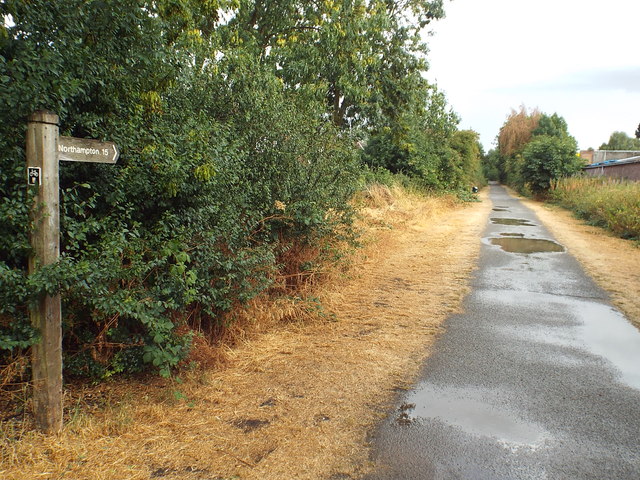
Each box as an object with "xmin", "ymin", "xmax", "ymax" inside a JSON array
[{"xmin": 0, "ymin": 2, "xmax": 358, "ymax": 378}]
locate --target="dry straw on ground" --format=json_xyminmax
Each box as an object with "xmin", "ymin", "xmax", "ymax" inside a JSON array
[
  {"xmin": 4, "ymin": 186, "xmax": 639, "ymax": 480},
  {"xmin": 1, "ymin": 186, "xmax": 492, "ymax": 480}
]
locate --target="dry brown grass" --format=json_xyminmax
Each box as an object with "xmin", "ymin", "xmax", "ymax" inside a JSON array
[{"xmin": 0, "ymin": 186, "xmax": 492, "ymax": 480}]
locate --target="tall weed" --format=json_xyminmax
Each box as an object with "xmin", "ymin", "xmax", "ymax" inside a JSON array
[{"xmin": 549, "ymin": 177, "xmax": 640, "ymax": 240}]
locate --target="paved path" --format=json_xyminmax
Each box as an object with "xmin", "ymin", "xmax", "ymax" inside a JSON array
[{"xmin": 365, "ymin": 184, "xmax": 640, "ymax": 479}]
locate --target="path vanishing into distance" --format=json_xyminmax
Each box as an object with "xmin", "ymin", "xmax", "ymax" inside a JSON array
[{"xmin": 365, "ymin": 183, "xmax": 640, "ymax": 480}]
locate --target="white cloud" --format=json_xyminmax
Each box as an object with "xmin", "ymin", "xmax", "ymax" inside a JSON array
[{"xmin": 424, "ymin": 0, "xmax": 640, "ymax": 150}]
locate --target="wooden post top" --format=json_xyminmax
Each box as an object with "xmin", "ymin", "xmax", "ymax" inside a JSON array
[{"xmin": 29, "ymin": 111, "xmax": 59, "ymax": 125}]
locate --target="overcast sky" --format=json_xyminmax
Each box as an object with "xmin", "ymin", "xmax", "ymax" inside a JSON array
[{"xmin": 423, "ymin": 0, "xmax": 640, "ymax": 151}]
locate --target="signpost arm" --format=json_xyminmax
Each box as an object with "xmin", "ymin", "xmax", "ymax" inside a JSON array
[{"xmin": 26, "ymin": 111, "xmax": 63, "ymax": 434}]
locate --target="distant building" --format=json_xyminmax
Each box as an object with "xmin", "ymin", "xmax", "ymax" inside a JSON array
[
  {"xmin": 583, "ymin": 151, "xmax": 640, "ymax": 181},
  {"xmin": 579, "ymin": 150, "xmax": 594, "ymax": 164},
  {"xmin": 589, "ymin": 150, "xmax": 640, "ymax": 164}
]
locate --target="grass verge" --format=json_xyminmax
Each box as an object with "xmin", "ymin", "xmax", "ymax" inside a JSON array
[
  {"xmin": 1, "ymin": 184, "xmax": 491, "ymax": 480},
  {"xmin": 549, "ymin": 176, "xmax": 640, "ymax": 241}
]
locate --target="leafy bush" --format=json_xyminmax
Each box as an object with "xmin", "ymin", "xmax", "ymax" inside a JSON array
[
  {"xmin": 1, "ymin": 0, "xmax": 465, "ymax": 384},
  {"xmin": 521, "ymin": 135, "xmax": 582, "ymax": 195},
  {"xmin": 0, "ymin": 1, "xmax": 358, "ymax": 379}
]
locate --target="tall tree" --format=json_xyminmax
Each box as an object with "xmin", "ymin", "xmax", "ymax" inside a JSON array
[
  {"xmin": 497, "ymin": 105, "xmax": 541, "ymax": 158},
  {"xmin": 522, "ymin": 135, "xmax": 581, "ymax": 195},
  {"xmin": 228, "ymin": 0, "xmax": 445, "ymax": 128},
  {"xmin": 599, "ymin": 131, "xmax": 640, "ymax": 150}
]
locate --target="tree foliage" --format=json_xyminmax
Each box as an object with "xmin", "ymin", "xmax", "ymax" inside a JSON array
[
  {"xmin": 482, "ymin": 149, "xmax": 501, "ymax": 181},
  {"xmin": 522, "ymin": 135, "xmax": 581, "ymax": 195},
  {"xmin": 229, "ymin": 0, "xmax": 445, "ymax": 128},
  {"xmin": 1, "ymin": 0, "xmax": 470, "ymax": 380},
  {"xmin": 496, "ymin": 108, "xmax": 580, "ymax": 195},
  {"xmin": 532, "ymin": 113, "xmax": 569, "ymax": 138},
  {"xmin": 599, "ymin": 131, "xmax": 640, "ymax": 150}
]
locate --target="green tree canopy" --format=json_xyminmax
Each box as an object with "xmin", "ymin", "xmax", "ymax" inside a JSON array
[
  {"xmin": 522, "ymin": 135, "xmax": 581, "ymax": 195},
  {"xmin": 599, "ymin": 131, "xmax": 640, "ymax": 150},
  {"xmin": 532, "ymin": 113, "xmax": 570, "ymax": 138},
  {"xmin": 228, "ymin": 0, "xmax": 445, "ymax": 128}
]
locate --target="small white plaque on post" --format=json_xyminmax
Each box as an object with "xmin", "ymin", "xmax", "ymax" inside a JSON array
[{"xmin": 27, "ymin": 166, "xmax": 42, "ymax": 186}]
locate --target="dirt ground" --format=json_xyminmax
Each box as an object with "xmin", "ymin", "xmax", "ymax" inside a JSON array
[{"xmin": 2, "ymin": 185, "xmax": 638, "ymax": 480}]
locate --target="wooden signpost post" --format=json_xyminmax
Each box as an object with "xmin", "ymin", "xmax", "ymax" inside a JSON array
[{"xmin": 26, "ymin": 111, "xmax": 119, "ymax": 433}]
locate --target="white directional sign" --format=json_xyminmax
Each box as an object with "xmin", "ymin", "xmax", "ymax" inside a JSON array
[{"xmin": 57, "ymin": 136, "xmax": 119, "ymax": 164}]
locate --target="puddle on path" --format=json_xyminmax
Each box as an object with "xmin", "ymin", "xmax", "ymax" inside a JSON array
[
  {"xmin": 578, "ymin": 302, "xmax": 640, "ymax": 390},
  {"xmin": 500, "ymin": 232, "xmax": 525, "ymax": 237},
  {"xmin": 489, "ymin": 291, "xmax": 640, "ymax": 390},
  {"xmin": 491, "ymin": 217, "xmax": 536, "ymax": 226},
  {"xmin": 401, "ymin": 385, "xmax": 547, "ymax": 447},
  {"xmin": 492, "ymin": 208, "xmax": 509, "ymax": 212},
  {"xmin": 490, "ymin": 237, "xmax": 564, "ymax": 254}
]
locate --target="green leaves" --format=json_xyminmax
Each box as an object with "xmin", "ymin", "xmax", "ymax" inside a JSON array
[
  {"xmin": 1, "ymin": 0, "xmax": 458, "ymax": 381},
  {"xmin": 230, "ymin": 0, "xmax": 445, "ymax": 129},
  {"xmin": 497, "ymin": 110, "xmax": 580, "ymax": 193},
  {"xmin": 599, "ymin": 131, "xmax": 640, "ymax": 150},
  {"xmin": 362, "ymin": 81, "xmax": 464, "ymax": 189},
  {"xmin": 1, "ymin": 0, "xmax": 362, "ymax": 380},
  {"xmin": 522, "ymin": 135, "xmax": 581, "ymax": 194}
]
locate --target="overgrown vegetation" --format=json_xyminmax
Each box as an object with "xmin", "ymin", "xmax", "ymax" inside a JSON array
[
  {"xmin": 549, "ymin": 177, "xmax": 640, "ymax": 241},
  {"xmin": 488, "ymin": 106, "xmax": 582, "ymax": 195},
  {"xmin": 1, "ymin": 0, "xmax": 485, "ymax": 385}
]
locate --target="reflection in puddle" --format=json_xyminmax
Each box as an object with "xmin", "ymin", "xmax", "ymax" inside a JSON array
[
  {"xmin": 500, "ymin": 232, "xmax": 525, "ymax": 237},
  {"xmin": 491, "ymin": 217, "xmax": 536, "ymax": 226},
  {"xmin": 403, "ymin": 385, "xmax": 548, "ymax": 446},
  {"xmin": 489, "ymin": 291, "xmax": 640, "ymax": 390},
  {"xmin": 490, "ymin": 237, "xmax": 564, "ymax": 254},
  {"xmin": 580, "ymin": 303, "xmax": 640, "ymax": 389}
]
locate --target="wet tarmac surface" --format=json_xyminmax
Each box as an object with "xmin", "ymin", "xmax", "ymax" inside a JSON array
[{"xmin": 365, "ymin": 184, "xmax": 640, "ymax": 479}]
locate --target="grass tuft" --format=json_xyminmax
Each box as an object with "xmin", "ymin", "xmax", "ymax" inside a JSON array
[{"xmin": 550, "ymin": 176, "xmax": 640, "ymax": 241}]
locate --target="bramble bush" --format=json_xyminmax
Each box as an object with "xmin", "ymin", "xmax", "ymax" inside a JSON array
[
  {"xmin": 0, "ymin": 1, "xmax": 358, "ymax": 379},
  {"xmin": 1, "ymin": 0, "xmax": 472, "ymax": 383}
]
